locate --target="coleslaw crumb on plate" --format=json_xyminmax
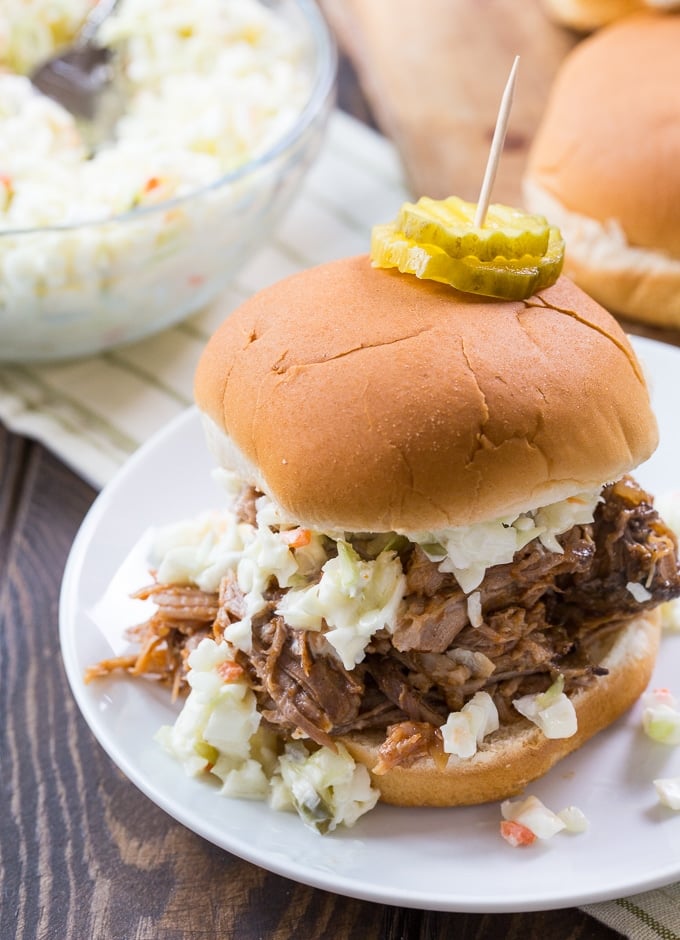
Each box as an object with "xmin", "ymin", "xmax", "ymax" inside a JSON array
[
  {"xmin": 654, "ymin": 778, "xmax": 680, "ymax": 811},
  {"xmin": 500, "ymin": 795, "xmax": 588, "ymax": 847},
  {"xmin": 641, "ymin": 688, "xmax": 680, "ymax": 745}
]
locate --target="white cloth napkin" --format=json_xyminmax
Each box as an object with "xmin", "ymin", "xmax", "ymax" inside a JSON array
[{"xmin": 1, "ymin": 110, "xmax": 678, "ymax": 940}]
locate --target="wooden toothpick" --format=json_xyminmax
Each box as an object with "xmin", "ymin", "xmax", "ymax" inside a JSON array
[{"xmin": 473, "ymin": 55, "xmax": 520, "ymax": 229}]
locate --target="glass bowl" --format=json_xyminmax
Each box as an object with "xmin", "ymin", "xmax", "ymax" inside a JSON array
[{"xmin": 0, "ymin": 0, "xmax": 336, "ymax": 362}]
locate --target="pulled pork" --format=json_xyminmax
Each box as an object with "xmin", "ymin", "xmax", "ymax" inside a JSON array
[{"xmin": 90, "ymin": 477, "xmax": 680, "ymax": 761}]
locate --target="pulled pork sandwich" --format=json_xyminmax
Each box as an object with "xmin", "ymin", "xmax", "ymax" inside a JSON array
[{"xmin": 93, "ymin": 255, "xmax": 680, "ymax": 812}]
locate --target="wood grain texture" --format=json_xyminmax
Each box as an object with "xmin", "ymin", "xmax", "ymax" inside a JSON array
[{"xmin": 322, "ymin": 0, "xmax": 578, "ymax": 205}]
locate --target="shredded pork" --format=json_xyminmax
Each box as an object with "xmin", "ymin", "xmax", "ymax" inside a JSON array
[{"xmin": 88, "ymin": 476, "xmax": 680, "ymax": 767}]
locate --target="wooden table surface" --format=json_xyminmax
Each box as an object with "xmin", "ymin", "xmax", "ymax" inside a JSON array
[{"xmin": 4, "ymin": 25, "xmax": 680, "ymax": 940}]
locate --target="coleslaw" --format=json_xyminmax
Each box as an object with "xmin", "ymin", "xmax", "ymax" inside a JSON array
[
  {"xmin": 0, "ymin": 0, "xmax": 325, "ymax": 359},
  {"xmin": 641, "ymin": 688, "xmax": 680, "ymax": 745},
  {"xmin": 500, "ymin": 795, "xmax": 588, "ymax": 847},
  {"xmin": 157, "ymin": 636, "xmax": 380, "ymax": 832},
  {"xmin": 409, "ymin": 487, "xmax": 602, "ymax": 593},
  {"xmin": 1, "ymin": 0, "xmax": 311, "ymax": 228},
  {"xmin": 513, "ymin": 675, "xmax": 578, "ymax": 739}
]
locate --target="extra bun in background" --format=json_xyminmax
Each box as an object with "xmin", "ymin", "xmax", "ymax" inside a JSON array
[
  {"xmin": 195, "ymin": 255, "xmax": 657, "ymax": 534},
  {"xmin": 523, "ymin": 14, "xmax": 680, "ymax": 329},
  {"xmin": 540, "ymin": 0, "xmax": 679, "ymax": 31}
]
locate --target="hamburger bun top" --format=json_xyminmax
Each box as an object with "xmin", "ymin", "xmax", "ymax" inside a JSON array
[
  {"xmin": 525, "ymin": 14, "xmax": 680, "ymax": 259},
  {"xmin": 195, "ymin": 255, "xmax": 657, "ymax": 533}
]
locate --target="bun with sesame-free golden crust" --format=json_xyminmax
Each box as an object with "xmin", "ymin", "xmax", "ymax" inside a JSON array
[
  {"xmin": 524, "ymin": 14, "xmax": 680, "ymax": 328},
  {"xmin": 194, "ymin": 255, "xmax": 657, "ymax": 534}
]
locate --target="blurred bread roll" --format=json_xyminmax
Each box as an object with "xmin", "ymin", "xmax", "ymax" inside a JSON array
[
  {"xmin": 523, "ymin": 13, "xmax": 680, "ymax": 329},
  {"xmin": 541, "ymin": 0, "xmax": 679, "ymax": 31}
]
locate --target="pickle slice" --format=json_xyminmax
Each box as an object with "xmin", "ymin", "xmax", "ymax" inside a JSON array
[
  {"xmin": 397, "ymin": 196, "xmax": 551, "ymax": 261},
  {"xmin": 371, "ymin": 223, "xmax": 565, "ymax": 300}
]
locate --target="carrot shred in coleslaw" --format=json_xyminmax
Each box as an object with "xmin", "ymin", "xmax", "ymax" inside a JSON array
[{"xmin": 500, "ymin": 820, "xmax": 537, "ymax": 847}]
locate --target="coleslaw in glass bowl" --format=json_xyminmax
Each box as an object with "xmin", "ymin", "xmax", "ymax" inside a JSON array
[{"xmin": 0, "ymin": 0, "xmax": 336, "ymax": 361}]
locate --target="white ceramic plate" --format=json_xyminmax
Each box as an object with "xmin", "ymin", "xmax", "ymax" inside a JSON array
[{"xmin": 60, "ymin": 335, "xmax": 680, "ymax": 913}]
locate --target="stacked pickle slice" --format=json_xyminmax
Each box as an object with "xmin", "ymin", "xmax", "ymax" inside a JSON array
[{"xmin": 371, "ymin": 195, "xmax": 565, "ymax": 301}]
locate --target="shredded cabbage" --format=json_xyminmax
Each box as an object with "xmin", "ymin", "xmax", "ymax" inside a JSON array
[
  {"xmin": 148, "ymin": 478, "xmax": 603, "ymax": 666},
  {"xmin": 156, "ymin": 638, "xmax": 274, "ymax": 797},
  {"xmin": 627, "ymin": 581, "xmax": 653, "ymax": 603},
  {"xmin": 513, "ymin": 675, "xmax": 577, "ymax": 739},
  {"xmin": 501, "ymin": 795, "xmax": 566, "ymax": 840},
  {"xmin": 466, "ymin": 590, "xmax": 483, "ymax": 628},
  {"xmin": 642, "ymin": 703, "xmax": 680, "ymax": 745},
  {"xmin": 158, "ymin": 638, "xmax": 380, "ymax": 830},
  {"xmin": 410, "ymin": 488, "xmax": 601, "ymax": 593},
  {"xmin": 642, "ymin": 688, "xmax": 680, "ymax": 744},
  {"xmin": 557, "ymin": 806, "xmax": 589, "ymax": 833},
  {"xmin": 0, "ymin": 0, "xmax": 311, "ymax": 225},
  {"xmin": 0, "ymin": 0, "xmax": 92, "ymax": 74},
  {"xmin": 151, "ymin": 509, "xmax": 253, "ymax": 593},
  {"xmin": 440, "ymin": 691, "xmax": 499, "ymax": 759},
  {"xmin": 271, "ymin": 741, "xmax": 379, "ymax": 834},
  {"xmin": 654, "ymin": 777, "xmax": 680, "ymax": 811},
  {"xmin": 276, "ymin": 540, "xmax": 406, "ymax": 669}
]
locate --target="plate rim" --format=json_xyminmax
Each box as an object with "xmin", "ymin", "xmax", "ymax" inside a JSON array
[{"xmin": 59, "ymin": 336, "xmax": 680, "ymax": 913}]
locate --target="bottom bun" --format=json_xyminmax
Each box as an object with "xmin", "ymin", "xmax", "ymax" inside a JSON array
[{"xmin": 342, "ymin": 611, "xmax": 661, "ymax": 806}]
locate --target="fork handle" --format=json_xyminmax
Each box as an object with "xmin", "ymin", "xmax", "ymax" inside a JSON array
[{"xmin": 76, "ymin": 0, "xmax": 122, "ymax": 47}]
